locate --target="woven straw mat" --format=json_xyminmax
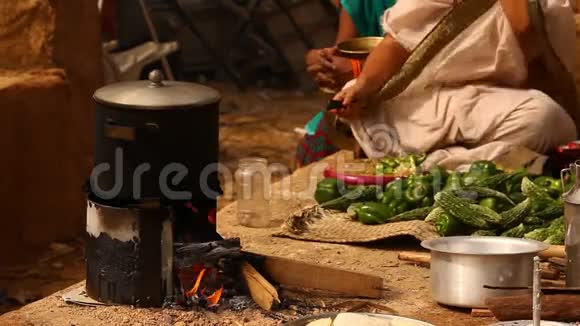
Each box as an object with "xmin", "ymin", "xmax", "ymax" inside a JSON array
[{"xmin": 273, "ymin": 205, "xmax": 440, "ymax": 244}]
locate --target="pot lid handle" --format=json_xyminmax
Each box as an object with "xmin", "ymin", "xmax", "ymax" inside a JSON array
[{"xmin": 148, "ymin": 70, "xmax": 165, "ymax": 88}]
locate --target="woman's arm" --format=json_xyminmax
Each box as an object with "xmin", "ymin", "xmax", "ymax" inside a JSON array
[
  {"xmin": 354, "ymin": 35, "xmax": 410, "ymax": 97},
  {"xmin": 333, "ymin": 34, "xmax": 410, "ymax": 115},
  {"xmin": 306, "ymin": 6, "xmax": 359, "ymax": 88},
  {"xmin": 336, "ymin": 7, "xmax": 359, "ymax": 43},
  {"xmin": 500, "ymin": 0, "xmax": 530, "ymax": 35}
]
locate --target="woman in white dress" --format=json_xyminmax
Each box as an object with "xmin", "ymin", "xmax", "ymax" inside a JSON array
[{"xmin": 333, "ymin": 0, "xmax": 578, "ymax": 170}]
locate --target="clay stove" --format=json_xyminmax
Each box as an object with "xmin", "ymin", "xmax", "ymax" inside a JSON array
[{"xmin": 85, "ymin": 71, "xmax": 223, "ymax": 307}]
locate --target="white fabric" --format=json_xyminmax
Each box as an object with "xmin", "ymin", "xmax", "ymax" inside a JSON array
[{"xmin": 349, "ymin": 0, "xmax": 577, "ymax": 169}]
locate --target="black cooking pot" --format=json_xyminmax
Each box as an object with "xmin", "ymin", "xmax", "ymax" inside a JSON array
[{"xmin": 91, "ymin": 70, "xmax": 221, "ymax": 203}]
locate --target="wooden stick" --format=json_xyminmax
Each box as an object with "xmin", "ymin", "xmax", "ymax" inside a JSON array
[
  {"xmin": 541, "ymin": 267, "xmax": 561, "ymax": 280},
  {"xmin": 541, "ymin": 279, "xmax": 566, "ymax": 287},
  {"xmin": 471, "ymin": 308, "xmax": 494, "ymax": 318},
  {"xmin": 540, "ymin": 245, "xmax": 566, "ymax": 259},
  {"xmin": 241, "ymin": 261, "xmax": 280, "ymax": 311},
  {"xmin": 397, "ymin": 252, "xmax": 431, "ymax": 265},
  {"xmin": 548, "ymin": 257, "xmax": 567, "ymax": 271},
  {"xmin": 259, "ymin": 255, "xmax": 383, "ymax": 299},
  {"xmin": 487, "ymin": 294, "xmax": 580, "ymax": 322}
]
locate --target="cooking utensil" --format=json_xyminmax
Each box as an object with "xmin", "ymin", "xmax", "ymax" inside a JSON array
[
  {"xmin": 533, "ymin": 256, "xmax": 541, "ymax": 326},
  {"xmin": 561, "ymin": 160, "xmax": 580, "ymax": 287},
  {"xmin": 326, "ymin": 99, "xmax": 344, "ymax": 112},
  {"xmin": 323, "ymin": 166, "xmax": 398, "ymax": 185},
  {"xmin": 399, "ymin": 251, "xmax": 561, "ymax": 279},
  {"xmin": 421, "ymin": 236, "xmax": 549, "ymax": 308},
  {"xmin": 91, "ymin": 70, "xmax": 221, "ymax": 202},
  {"xmin": 337, "ymin": 37, "xmax": 383, "ymax": 58},
  {"xmin": 284, "ymin": 312, "xmax": 434, "ymax": 326}
]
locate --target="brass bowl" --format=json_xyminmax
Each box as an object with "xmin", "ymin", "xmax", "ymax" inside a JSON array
[{"xmin": 337, "ymin": 36, "xmax": 383, "ymax": 58}]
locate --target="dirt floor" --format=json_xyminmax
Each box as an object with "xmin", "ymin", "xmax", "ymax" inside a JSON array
[
  {"xmin": 0, "ymin": 151, "xmax": 495, "ymax": 326},
  {"xmin": 0, "ymin": 84, "xmax": 325, "ymax": 316}
]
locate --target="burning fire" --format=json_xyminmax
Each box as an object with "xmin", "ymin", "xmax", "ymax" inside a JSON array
[
  {"xmin": 185, "ymin": 268, "xmax": 206, "ymax": 297},
  {"xmin": 206, "ymin": 286, "xmax": 224, "ymax": 307},
  {"xmin": 183, "ymin": 266, "xmax": 224, "ymax": 306}
]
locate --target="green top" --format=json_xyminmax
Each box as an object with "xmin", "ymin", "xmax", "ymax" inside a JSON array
[{"xmin": 340, "ymin": 0, "xmax": 396, "ymax": 37}]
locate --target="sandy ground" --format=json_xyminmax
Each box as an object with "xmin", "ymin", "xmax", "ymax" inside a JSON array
[
  {"xmin": 0, "ymin": 84, "xmax": 325, "ymax": 316},
  {"xmin": 0, "ymin": 152, "xmax": 494, "ymax": 326}
]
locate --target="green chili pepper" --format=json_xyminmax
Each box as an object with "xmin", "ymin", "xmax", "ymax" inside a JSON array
[
  {"xmin": 435, "ymin": 212, "xmax": 464, "ymax": 236},
  {"xmin": 357, "ymin": 211, "xmax": 384, "ymax": 225},
  {"xmin": 479, "ymin": 197, "xmax": 498, "ymax": 211},
  {"xmin": 429, "ymin": 166, "xmax": 449, "ymax": 194},
  {"xmin": 469, "ymin": 160, "xmax": 499, "ymax": 177},
  {"xmin": 502, "ymin": 169, "xmax": 527, "ymax": 194},
  {"xmin": 387, "ymin": 179, "xmax": 406, "ymax": 201},
  {"xmin": 463, "ymin": 161, "xmax": 500, "ymax": 186},
  {"xmin": 534, "ymin": 176, "xmax": 562, "ymax": 199},
  {"xmin": 444, "ymin": 172, "xmax": 464, "ymax": 191},
  {"xmin": 509, "ymin": 192, "xmax": 526, "ymax": 204},
  {"xmin": 314, "ymin": 178, "xmax": 342, "ymax": 204},
  {"xmin": 394, "ymin": 201, "xmax": 410, "ymax": 215},
  {"xmin": 356, "ymin": 202, "xmax": 394, "ymax": 225},
  {"xmin": 420, "ymin": 196, "xmax": 434, "ymax": 208},
  {"xmin": 404, "ymin": 182, "xmax": 431, "ymax": 204}
]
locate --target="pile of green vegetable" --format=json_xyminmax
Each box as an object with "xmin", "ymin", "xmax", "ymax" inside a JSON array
[{"xmin": 314, "ymin": 158, "xmax": 570, "ymax": 245}]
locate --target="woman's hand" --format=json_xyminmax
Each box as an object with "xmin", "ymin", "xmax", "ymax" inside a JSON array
[
  {"xmin": 305, "ymin": 47, "xmax": 353, "ymax": 90},
  {"xmin": 332, "ymin": 79, "xmax": 372, "ymax": 119},
  {"xmin": 321, "ymin": 48, "xmax": 356, "ymax": 87}
]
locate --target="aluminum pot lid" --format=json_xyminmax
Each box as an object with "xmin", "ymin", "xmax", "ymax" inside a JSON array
[{"xmin": 93, "ymin": 70, "xmax": 221, "ymax": 110}]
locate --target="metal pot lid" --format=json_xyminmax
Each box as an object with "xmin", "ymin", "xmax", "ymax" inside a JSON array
[{"xmin": 93, "ymin": 70, "xmax": 221, "ymax": 110}]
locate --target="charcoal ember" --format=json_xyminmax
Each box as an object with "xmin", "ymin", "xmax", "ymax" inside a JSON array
[
  {"xmin": 226, "ymin": 295, "xmax": 255, "ymax": 311},
  {"xmin": 174, "ymin": 239, "xmax": 242, "ymax": 268},
  {"xmin": 173, "ymin": 238, "xmax": 245, "ymax": 309},
  {"xmin": 163, "ymin": 296, "xmax": 188, "ymax": 310}
]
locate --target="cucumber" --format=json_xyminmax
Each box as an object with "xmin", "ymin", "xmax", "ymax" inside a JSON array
[
  {"xmin": 501, "ymin": 223, "xmax": 536, "ymax": 238},
  {"xmin": 523, "ymin": 215, "xmax": 545, "ymax": 226},
  {"xmin": 434, "ymin": 191, "xmax": 501, "ymax": 229},
  {"xmin": 499, "ymin": 198, "xmax": 531, "ymax": 230},
  {"xmin": 524, "ymin": 227, "xmax": 551, "ymax": 242},
  {"xmin": 425, "ymin": 207, "xmax": 445, "ymax": 223},
  {"xmin": 451, "ymin": 189, "xmax": 479, "ymax": 203},
  {"xmin": 463, "ymin": 186, "xmax": 516, "ymax": 206},
  {"xmin": 521, "ymin": 177, "xmax": 557, "ymax": 205},
  {"xmin": 388, "ymin": 206, "xmax": 434, "ymax": 222},
  {"xmin": 474, "ymin": 173, "xmax": 512, "ymax": 188},
  {"xmin": 543, "ymin": 216, "xmax": 565, "ymax": 245},
  {"xmin": 320, "ymin": 186, "xmax": 381, "ymax": 211},
  {"xmin": 535, "ymin": 205, "xmax": 564, "ymax": 220}
]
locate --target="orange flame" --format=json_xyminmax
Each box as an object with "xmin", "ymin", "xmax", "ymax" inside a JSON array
[
  {"xmin": 185, "ymin": 268, "xmax": 206, "ymax": 297},
  {"xmin": 206, "ymin": 285, "xmax": 224, "ymax": 307}
]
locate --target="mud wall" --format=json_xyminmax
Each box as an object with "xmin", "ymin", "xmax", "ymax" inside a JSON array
[{"xmin": 0, "ymin": 0, "xmax": 102, "ymax": 262}]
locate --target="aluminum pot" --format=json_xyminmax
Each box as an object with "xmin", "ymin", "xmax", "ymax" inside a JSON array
[{"xmin": 421, "ymin": 236, "xmax": 549, "ymax": 308}]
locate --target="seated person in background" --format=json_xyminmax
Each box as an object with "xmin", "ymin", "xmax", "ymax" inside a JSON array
[
  {"xmin": 333, "ymin": 0, "xmax": 578, "ymax": 170},
  {"xmin": 296, "ymin": 0, "xmax": 396, "ymax": 167}
]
